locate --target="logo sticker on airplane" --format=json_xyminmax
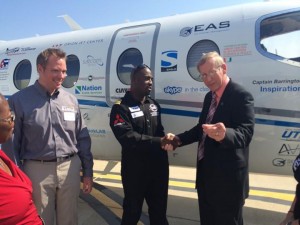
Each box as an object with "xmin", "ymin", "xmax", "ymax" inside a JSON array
[
  {"xmin": 161, "ymin": 50, "xmax": 178, "ymax": 72},
  {"xmin": 281, "ymin": 129, "xmax": 300, "ymax": 141},
  {"xmin": 180, "ymin": 21, "xmax": 230, "ymax": 37},
  {"xmin": 179, "ymin": 27, "xmax": 193, "ymax": 37},
  {"xmin": 88, "ymin": 128, "xmax": 108, "ymax": 138},
  {"xmin": 83, "ymin": 55, "xmax": 104, "ymax": 67},
  {"xmin": 164, "ymin": 86, "xmax": 182, "ymax": 95},
  {"xmin": 75, "ymin": 85, "xmax": 102, "ymax": 95},
  {"xmin": 0, "ymin": 59, "xmax": 10, "ymax": 70}
]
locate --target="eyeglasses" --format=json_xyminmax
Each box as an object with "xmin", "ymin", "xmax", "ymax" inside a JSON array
[
  {"xmin": 0, "ymin": 111, "xmax": 15, "ymax": 124},
  {"xmin": 199, "ymin": 66, "xmax": 221, "ymax": 80}
]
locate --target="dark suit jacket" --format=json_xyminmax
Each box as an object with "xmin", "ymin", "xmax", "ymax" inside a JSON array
[{"xmin": 178, "ymin": 79, "xmax": 255, "ymax": 206}]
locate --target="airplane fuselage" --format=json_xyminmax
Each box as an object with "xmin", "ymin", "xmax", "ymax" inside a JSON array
[{"xmin": 1, "ymin": 1, "xmax": 300, "ymax": 175}]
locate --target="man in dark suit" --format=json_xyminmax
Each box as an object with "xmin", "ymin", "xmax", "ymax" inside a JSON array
[{"xmin": 164, "ymin": 51, "xmax": 255, "ymax": 225}]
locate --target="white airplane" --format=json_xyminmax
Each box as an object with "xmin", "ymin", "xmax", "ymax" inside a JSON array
[{"xmin": 1, "ymin": 1, "xmax": 300, "ymax": 176}]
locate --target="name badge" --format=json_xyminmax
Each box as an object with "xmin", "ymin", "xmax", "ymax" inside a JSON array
[
  {"xmin": 64, "ymin": 112, "xmax": 75, "ymax": 121},
  {"xmin": 62, "ymin": 106, "xmax": 75, "ymax": 112},
  {"xmin": 131, "ymin": 111, "xmax": 144, "ymax": 118},
  {"xmin": 151, "ymin": 112, "xmax": 158, "ymax": 117},
  {"xmin": 129, "ymin": 106, "xmax": 140, "ymax": 112}
]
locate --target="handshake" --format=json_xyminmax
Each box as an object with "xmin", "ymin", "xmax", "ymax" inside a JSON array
[{"xmin": 161, "ymin": 133, "xmax": 182, "ymax": 151}]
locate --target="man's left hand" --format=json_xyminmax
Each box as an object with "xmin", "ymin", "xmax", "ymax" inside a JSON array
[{"xmin": 202, "ymin": 122, "xmax": 226, "ymax": 142}]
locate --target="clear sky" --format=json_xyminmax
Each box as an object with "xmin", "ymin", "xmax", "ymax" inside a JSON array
[{"xmin": 0, "ymin": 0, "xmax": 285, "ymax": 41}]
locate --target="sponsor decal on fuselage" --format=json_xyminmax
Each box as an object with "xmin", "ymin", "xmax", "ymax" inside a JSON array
[
  {"xmin": 75, "ymin": 85, "xmax": 102, "ymax": 95},
  {"xmin": 161, "ymin": 50, "xmax": 178, "ymax": 72},
  {"xmin": 180, "ymin": 21, "xmax": 230, "ymax": 37}
]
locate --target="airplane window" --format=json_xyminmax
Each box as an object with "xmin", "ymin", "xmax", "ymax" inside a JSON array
[
  {"xmin": 13, "ymin": 59, "xmax": 32, "ymax": 90},
  {"xmin": 63, "ymin": 54, "xmax": 80, "ymax": 88},
  {"xmin": 187, "ymin": 40, "xmax": 220, "ymax": 82},
  {"xmin": 117, "ymin": 48, "xmax": 143, "ymax": 85},
  {"xmin": 259, "ymin": 10, "xmax": 300, "ymax": 63}
]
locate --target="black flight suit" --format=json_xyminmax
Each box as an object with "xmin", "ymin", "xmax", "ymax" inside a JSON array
[
  {"xmin": 293, "ymin": 154, "xmax": 300, "ymax": 219},
  {"xmin": 110, "ymin": 91, "xmax": 169, "ymax": 225}
]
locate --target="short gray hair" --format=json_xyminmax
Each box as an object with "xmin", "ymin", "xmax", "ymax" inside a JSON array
[{"xmin": 197, "ymin": 51, "xmax": 224, "ymax": 70}]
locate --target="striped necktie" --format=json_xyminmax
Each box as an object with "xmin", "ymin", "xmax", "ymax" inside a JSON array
[{"xmin": 197, "ymin": 92, "xmax": 217, "ymax": 161}]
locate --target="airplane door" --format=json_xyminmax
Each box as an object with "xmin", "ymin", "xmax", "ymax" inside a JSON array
[{"xmin": 106, "ymin": 23, "xmax": 160, "ymax": 106}]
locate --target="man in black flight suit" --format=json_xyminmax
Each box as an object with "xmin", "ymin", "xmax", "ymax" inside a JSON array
[{"xmin": 109, "ymin": 64, "xmax": 170, "ymax": 225}]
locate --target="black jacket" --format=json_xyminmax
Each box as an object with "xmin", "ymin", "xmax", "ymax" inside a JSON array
[
  {"xmin": 109, "ymin": 91, "xmax": 168, "ymax": 168},
  {"xmin": 178, "ymin": 80, "xmax": 255, "ymax": 203}
]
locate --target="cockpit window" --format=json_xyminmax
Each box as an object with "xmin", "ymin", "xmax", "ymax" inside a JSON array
[{"xmin": 258, "ymin": 10, "xmax": 300, "ymax": 63}]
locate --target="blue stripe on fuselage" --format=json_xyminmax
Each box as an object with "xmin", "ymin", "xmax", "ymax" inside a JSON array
[
  {"xmin": 78, "ymin": 99, "xmax": 300, "ymax": 128},
  {"xmin": 5, "ymin": 96, "xmax": 300, "ymax": 128}
]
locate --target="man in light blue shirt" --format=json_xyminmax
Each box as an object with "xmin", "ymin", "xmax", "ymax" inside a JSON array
[{"xmin": 9, "ymin": 48, "xmax": 93, "ymax": 225}]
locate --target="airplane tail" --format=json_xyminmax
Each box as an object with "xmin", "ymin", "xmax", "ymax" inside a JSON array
[{"xmin": 57, "ymin": 15, "xmax": 83, "ymax": 31}]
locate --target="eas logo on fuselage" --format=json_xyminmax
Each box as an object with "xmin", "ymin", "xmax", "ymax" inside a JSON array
[
  {"xmin": 161, "ymin": 50, "xmax": 178, "ymax": 72},
  {"xmin": 180, "ymin": 21, "xmax": 230, "ymax": 37}
]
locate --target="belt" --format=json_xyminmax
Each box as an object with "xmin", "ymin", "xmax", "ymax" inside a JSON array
[{"xmin": 29, "ymin": 153, "xmax": 76, "ymax": 163}]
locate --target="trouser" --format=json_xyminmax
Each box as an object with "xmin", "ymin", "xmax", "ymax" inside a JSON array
[
  {"xmin": 294, "ymin": 183, "xmax": 300, "ymax": 219},
  {"xmin": 196, "ymin": 160, "xmax": 244, "ymax": 225},
  {"xmin": 121, "ymin": 162, "xmax": 169, "ymax": 225},
  {"xmin": 23, "ymin": 154, "xmax": 81, "ymax": 225}
]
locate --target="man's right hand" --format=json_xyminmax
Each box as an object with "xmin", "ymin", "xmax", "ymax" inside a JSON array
[{"xmin": 161, "ymin": 133, "xmax": 181, "ymax": 151}]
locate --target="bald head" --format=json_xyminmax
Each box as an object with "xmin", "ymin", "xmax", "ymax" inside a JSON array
[
  {"xmin": 129, "ymin": 64, "xmax": 153, "ymax": 101},
  {"xmin": 130, "ymin": 64, "xmax": 151, "ymax": 82}
]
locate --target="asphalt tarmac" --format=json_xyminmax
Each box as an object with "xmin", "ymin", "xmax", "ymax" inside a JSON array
[{"xmin": 78, "ymin": 160, "xmax": 296, "ymax": 225}]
